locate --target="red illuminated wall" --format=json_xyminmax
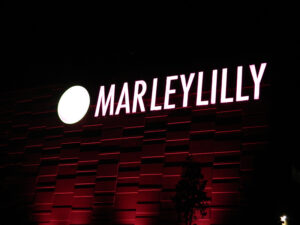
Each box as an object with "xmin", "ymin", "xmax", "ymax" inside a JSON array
[{"xmin": 0, "ymin": 82, "xmax": 271, "ymax": 225}]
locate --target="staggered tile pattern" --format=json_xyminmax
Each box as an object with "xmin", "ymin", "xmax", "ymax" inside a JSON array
[{"xmin": 0, "ymin": 84, "xmax": 271, "ymax": 225}]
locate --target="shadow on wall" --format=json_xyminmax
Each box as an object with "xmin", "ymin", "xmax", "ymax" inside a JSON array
[
  {"xmin": 0, "ymin": 158, "xmax": 208, "ymax": 225},
  {"xmin": 90, "ymin": 156, "xmax": 210, "ymax": 225},
  {"xmin": 89, "ymin": 189, "xmax": 178, "ymax": 225},
  {"xmin": 0, "ymin": 165, "xmax": 37, "ymax": 225},
  {"xmin": 172, "ymin": 156, "xmax": 210, "ymax": 225},
  {"xmin": 238, "ymin": 144, "xmax": 282, "ymax": 225}
]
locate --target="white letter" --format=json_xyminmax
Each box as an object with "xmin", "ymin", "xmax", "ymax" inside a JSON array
[
  {"xmin": 94, "ymin": 84, "xmax": 115, "ymax": 117},
  {"xmin": 196, "ymin": 72, "xmax": 209, "ymax": 106},
  {"xmin": 250, "ymin": 63, "xmax": 267, "ymax": 100},
  {"xmin": 150, "ymin": 78, "xmax": 162, "ymax": 111},
  {"xmin": 211, "ymin": 70, "xmax": 218, "ymax": 104},
  {"xmin": 115, "ymin": 82, "xmax": 130, "ymax": 115},
  {"xmin": 132, "ymin": 80, "xmax": 147, "ymax": 113},
  {"xmin": 180, "ymin": 73, "xmax": 195, "ymax": 107},
  {"xmin": 164, "ymin": 75, "xmax": 178, "ymax": 109},
  {"xmin": 236, "ymin": 66, "xmax": 249, "ymax": 102},
  {"xmin": 221, "ymin": 68, "xmax": 234, "ymax": 103}
]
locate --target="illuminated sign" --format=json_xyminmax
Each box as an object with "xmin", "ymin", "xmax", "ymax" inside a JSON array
[
  {"xmin": 57, "ymin": 86, "xmax": 90, "ymax": 124},
  {"xmin": 58, "ymin": 63, "xmax": 267, "ymax": 124}
]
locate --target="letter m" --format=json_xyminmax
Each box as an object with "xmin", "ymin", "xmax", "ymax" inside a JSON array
[{"xmin": 94, "ymin": 85, "xmax": 115, "ymax": 117}]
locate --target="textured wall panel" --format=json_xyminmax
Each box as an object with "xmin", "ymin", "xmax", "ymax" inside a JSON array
[{"xmin": 0, "ymin": 80, "xmax": 271, "ymax": 225}]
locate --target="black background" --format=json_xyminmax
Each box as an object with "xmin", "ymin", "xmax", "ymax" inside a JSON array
[
  {"xmin": 2, "ymin": 2, "xmax": 296, "ymax": 89},
  {"xmin": 1, "ymin": 2, "xmax": 299, "ymax": 225}
]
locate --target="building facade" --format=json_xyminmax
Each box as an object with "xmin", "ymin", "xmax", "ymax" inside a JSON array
[{"xmin": 0, "ymin": 62, "xmax": 272, "ymax": 225}]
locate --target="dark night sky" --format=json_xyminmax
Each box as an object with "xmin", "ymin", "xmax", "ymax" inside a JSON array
[
  {"xmin": 2, "ymin": 2, "xmax": 298, "ymax": 132},
  {"xmin": 2, "ymin": 2, "xmax": 298, "ymax": 150},
  {"xmin": 1, "ymin": 4, "xmax": 298, "ymax": 144},
  {"xmin": 2, "ymin": 2, "xmax": 297, "ymax": 89}
]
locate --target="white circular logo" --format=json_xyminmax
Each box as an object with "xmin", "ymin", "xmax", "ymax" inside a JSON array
[{"xmin": 57, "ymin": 85, "xmax": 90, "ymax": 124}]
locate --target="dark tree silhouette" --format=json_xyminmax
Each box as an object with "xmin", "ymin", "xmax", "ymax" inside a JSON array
[{"xmin": 172, "ymin": 156, "xmax": 210, "ymax": 225}]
